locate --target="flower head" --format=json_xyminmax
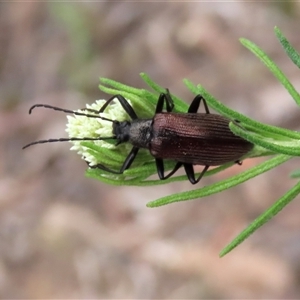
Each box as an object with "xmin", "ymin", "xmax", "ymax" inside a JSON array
[{"xmin": 66, "ymin": 98, "xmax": 133, "ymax": 166}]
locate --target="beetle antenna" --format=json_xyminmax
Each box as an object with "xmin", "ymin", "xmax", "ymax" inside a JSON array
[
  {"xmin": 29, "ymin": 104, "xmax": 114, "ymax": 123},
  {"xmin": 22, "ymin": 136, "xmax": 116, "ymax": 150}
]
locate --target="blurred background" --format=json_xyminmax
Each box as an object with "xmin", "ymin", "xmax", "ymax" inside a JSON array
[{"xmin": 1, "ymin": 2, "xmax": 300, "ymax": 298}]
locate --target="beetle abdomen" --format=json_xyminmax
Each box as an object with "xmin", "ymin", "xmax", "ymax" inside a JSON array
[{"xmin": 150, "ymin": 113, "xmax": 253, "ymax": 165}]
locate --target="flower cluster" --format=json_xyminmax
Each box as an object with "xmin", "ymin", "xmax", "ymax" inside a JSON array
[{"xmin": 65, "ymin": 98, "xmax": 132, "ymax": 166}]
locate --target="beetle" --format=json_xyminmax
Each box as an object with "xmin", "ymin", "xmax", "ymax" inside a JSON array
[{"xmin": 23, "ymin": 90, "xmax": 253, "ymax": 184}]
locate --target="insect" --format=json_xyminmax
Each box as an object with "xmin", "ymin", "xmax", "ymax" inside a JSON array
[{"xmin": 23, "ymin": 90, "xmax": 253, "ymax": 184}]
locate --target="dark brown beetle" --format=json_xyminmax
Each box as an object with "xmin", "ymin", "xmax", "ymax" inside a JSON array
[{"xmin": 23, "ymin": 90, "xmax": 253, "ymax": 184}]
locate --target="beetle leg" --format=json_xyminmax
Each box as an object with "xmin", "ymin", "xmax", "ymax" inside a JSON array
[
  {"xmin": 82, "ymin": 94, "xmax": 138, "ymax": 120},
  {"xmin": 156, "ymin": 89, "xmax": 175, "ymax": 113},
  {"xmin": 183, "ymin": 164, "xmax": 209, "ymax": 184},
  {"xmin": 235, "ymin": 160, "xmax": 243, "ymax": 165},
  {"xmin": 98, "ymin": 95, "xmax": 138, "ymax": 120},
  {"xmin": 88, "ymin": 146, "xmax": 139, "ymax": 174},
  {"xmin": 156, "ymin": 159, "xmax": 182, "ymax": 180},
  {"xmin": 188, "ymin": 95, "xmax": 210, "ymax": 114},
  {"xmin": 76, "ymin": 95, "xmax": 123, "ymax": 114},
  {"xmin": 165, "ymin": 89, "xmax": 175, "ymax": 112}
]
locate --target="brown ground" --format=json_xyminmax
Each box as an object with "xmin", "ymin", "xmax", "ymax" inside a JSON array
[{"xmin": 1, "ymin": 2, "xmax": 300, "ymax": 298}]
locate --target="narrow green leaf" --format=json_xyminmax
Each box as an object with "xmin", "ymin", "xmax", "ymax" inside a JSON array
[
  {"xmin": 230, "ymin": 123, "xmax": 300, "ymax": 156},
  {"xmin": 99, "ymin": 77, "xmax": 145, "ymax": 97},
  {"xmin": 220, "ymin": 179, "xmax": 300, "ymax": 256},
  {"xmin": 240, "ymin": 38, "xmax": 300, "ymax": 106},
  {"xmin": 147, "ymin": 155, "xmax": 291, "ymax": 207},
  {"xmin": 274, "ymin": 26, "xmax": 300, "ymax": 69},
  {"xmin": 290, "ymin": 169, "xmax": 300, "ymax": 179}
]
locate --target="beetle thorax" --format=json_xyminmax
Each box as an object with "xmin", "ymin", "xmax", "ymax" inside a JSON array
[
  {"xmin": 129, "ymin": 119, "xmax": 152, "ymax": 149},
  {"xmin": 112, "ymin": 119, "xmax": 152, "ymax": 148}
]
